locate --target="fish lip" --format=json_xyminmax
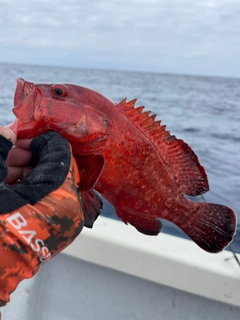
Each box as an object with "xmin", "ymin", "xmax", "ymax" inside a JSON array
[
  {"xmin": 13, "ymin": 78, "xmax": 40, "ymax": 121},
  {"xmin": 13, "ymin": 78, "xmax": 34, "ymax": 109},
  {"xmin": 14, "ymin": 78, "xmax": 25, "ymax": 109}
]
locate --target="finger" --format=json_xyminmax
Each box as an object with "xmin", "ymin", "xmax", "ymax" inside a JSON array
[
  {"xmin": 6, "ymin": 147, "xmax": 32, "ymax": 167},
  {"xmin": 4, "ymin": 166, "xmax": 25, "ymax": 184},
  {"xmin": 5, "ymin": 166, "xmax": 32, "ymax": 184},
  {"xmin": 5, "ymin": 120, "xmax": 18, "ymax": 135},
  {"xmin": 0, "ymin": 126, "xmax": 17, "ymax": 144},
  {"xmin": 15, "ymin": 139, "xmax": 33, "ymax": 150}
]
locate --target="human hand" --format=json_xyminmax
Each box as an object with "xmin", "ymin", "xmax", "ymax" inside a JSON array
[
  {"xmin": 0, "ymin": 130, "xmax": 86, "ymax": 309},
  {"xmin": 5, "ymin": 139, "xmax": 33, "ymax": 184},
  {"xmin": 0, "ymin": 126, "xmax": 33, "ymax": 184}
]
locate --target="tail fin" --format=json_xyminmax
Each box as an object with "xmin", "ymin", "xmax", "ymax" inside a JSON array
[{"xmin": 181, "ymin": 203, "xmax": 236, "ymax": 253}]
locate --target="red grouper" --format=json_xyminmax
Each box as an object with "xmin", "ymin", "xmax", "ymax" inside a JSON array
[{"xmin": 8, "ymin": 78, "xmax": 236, "ymax": 253}]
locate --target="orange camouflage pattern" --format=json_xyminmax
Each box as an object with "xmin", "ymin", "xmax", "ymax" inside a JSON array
[{"xmin": 0, "ymin": 153, "xmax": 84, "ymax": 306}]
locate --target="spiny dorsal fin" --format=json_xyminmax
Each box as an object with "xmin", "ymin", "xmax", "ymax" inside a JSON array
[{"xmin": 115, "ymin": 99, "xmax": 209, "ymax": 196}]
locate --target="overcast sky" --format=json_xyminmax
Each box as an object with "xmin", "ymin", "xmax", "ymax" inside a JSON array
[{"xmin": 0, "ymin": 0, "xmax": 240, "ymax": 78}]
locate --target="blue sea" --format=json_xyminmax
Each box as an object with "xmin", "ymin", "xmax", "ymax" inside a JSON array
[{"xmin": 0, "ymin": 62, "xmax": 239, "ymax": 252}]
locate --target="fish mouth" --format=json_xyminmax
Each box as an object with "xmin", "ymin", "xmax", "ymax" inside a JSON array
[
  {"xmin": 14, "ymin": 78, "xmax": 33, "ymax": 108},
  {"xmin": 13, "ymin": 78, "xmax": 40, "ymax": 121},
  {"xmin": 14, "ymin": 78, "xmax": 25, "ymax": 109}
]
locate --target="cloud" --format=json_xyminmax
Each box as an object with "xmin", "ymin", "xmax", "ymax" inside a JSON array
[{"xmin": 0, "ymin": 0, "xmax": 239, "ymax": 77}]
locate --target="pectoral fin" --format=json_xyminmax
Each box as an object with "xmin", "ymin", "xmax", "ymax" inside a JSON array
[{"xmin": 75, "ymin": 154, "xmax": 105, "ymax": 192}]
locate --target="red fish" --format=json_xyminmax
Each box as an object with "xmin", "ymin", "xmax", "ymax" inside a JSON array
[{"xmin": 8, "ymin": 78, "xmax": 236, "ymax": 253}]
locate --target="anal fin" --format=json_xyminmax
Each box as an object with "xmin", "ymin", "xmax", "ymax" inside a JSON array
[{"xmin": 117, "ymin": 209, "xmax": 162, "ymax": 236}]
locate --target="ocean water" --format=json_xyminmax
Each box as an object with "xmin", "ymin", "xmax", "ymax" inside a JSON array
[{"xmin": 0, "ymin": 62, "xmax": 239, "ymax": 252}]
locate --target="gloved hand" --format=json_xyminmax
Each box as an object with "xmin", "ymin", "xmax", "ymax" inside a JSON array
[{"xmin": 0, "ymin": 127, "xmax": 85, "ymax": 308}]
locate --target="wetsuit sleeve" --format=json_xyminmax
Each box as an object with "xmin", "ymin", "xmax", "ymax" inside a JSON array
[
  {"xmin": 0, "ymin": 135, "xmax": 13, "ymax": 182},
  {"xmin": 0, "ymin": 131, "xmax": 84, "ymax": 307}
]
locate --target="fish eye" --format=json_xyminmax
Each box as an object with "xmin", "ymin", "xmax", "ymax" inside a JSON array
[
  {"xmin": 54, "ymin": 88, "xmax": 63, "ymax": 95},
  {"xmin": 51, "ymin": 84, "xmax": 68, "ymax": 97}
]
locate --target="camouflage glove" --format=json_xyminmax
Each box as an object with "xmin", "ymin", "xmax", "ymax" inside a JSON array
[{"xmin": 0, "ymin": 131, "xmax": 84, "ymax": 307}]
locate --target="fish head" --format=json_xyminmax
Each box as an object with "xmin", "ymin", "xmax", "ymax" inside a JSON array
[{"xmin": 10, "ymin": 78, "xmax": 109, "ymax": 154}]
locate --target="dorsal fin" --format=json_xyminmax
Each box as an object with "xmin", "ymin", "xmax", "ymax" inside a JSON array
[{"xmin": 115, "ymin": 99, "xmax": 209, "ymax": 196}]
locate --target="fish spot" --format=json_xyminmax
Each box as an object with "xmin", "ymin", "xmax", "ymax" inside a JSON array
[{"xmin": 165, "ymin": 198, "xmax": 172, "ymax": 208}]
